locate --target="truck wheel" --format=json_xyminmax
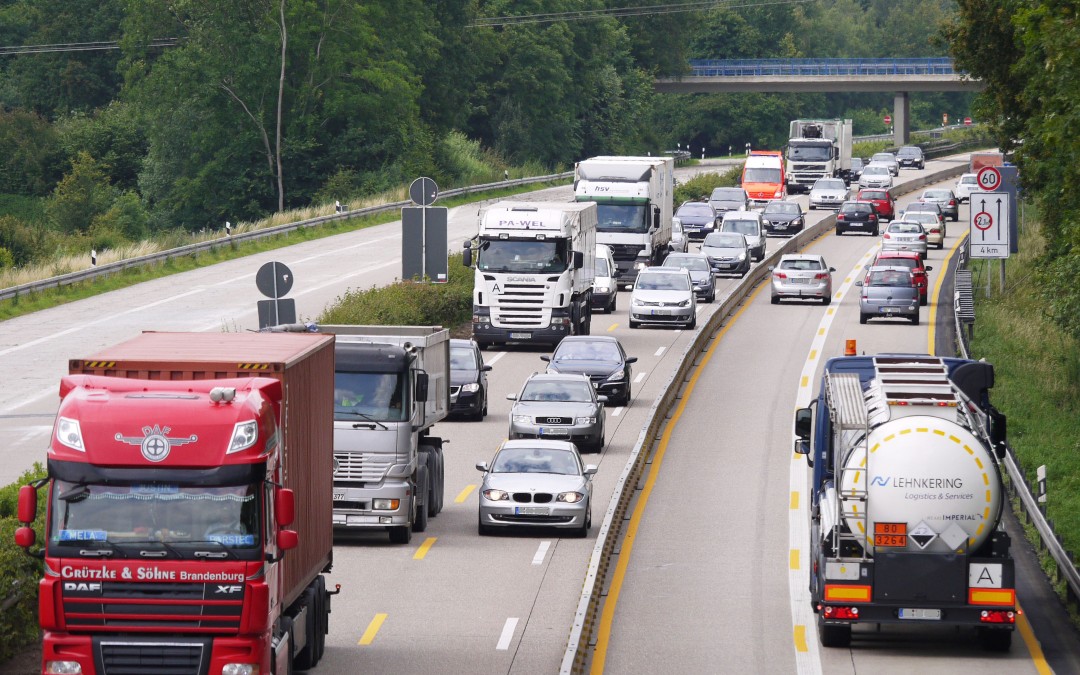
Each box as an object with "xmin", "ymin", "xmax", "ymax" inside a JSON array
[
  {"xmin": 389, "ymin": 524, "xmax": 412, "ymax": 544},
  {"xmin": 292, "ymin": 588, "xmax": 319, "ymax": 670},
  {"xmin": 314, "ymin": 576, "xmax": 328, "ymax": 662},
  {"xmin": 413, "ymin": 466, "xmax": 429, "ymax": 532},
  {"xmin": 817, "ymin": 615, "xmax": 851, "ymax": 648},
  {"xmin": 426, "ymin": 447, "xmax": 444, "ymax": 515},
  {"xmin": 978, "ymin": 627, "xmax": 1012, "ymax": 652}
]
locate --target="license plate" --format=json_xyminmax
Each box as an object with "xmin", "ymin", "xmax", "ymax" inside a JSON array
[
  {"xmin": 515, "ymin": 506, "xmax": 550, "ymax": 516},
  {"xmin": 774, "ymin": 223, "xmax": 787, "ymax": 229},
  {"xmin": 651, "ymin": 309, "xmax": 670, "ymax": 315},
  {"xmin": 898, "ymin": 608, "xmax": 942, "ymax": 620},
  {"xmin": 791, "ymin": 277, "xmax": 809, "ymax": 284},
  {"xmin": 510, "ymin": 332, "xmax": 532, "ymax": 340},
  {"xmin": 539, "ymin": 427, "xmax": 568, "ymax": 436},
  {"xmin": 333, "ymin": 493, "xmax": 345, "ymax": 501},
  {"xmin": 880, "ymin": 307, "xmax": 896, "ymax": 314}
]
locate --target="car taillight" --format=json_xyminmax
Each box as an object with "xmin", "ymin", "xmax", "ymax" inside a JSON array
[
  {"xmin": 918, "ymin": 234, "xmax": 926, "ymax": 241},
  {"xmin": 837, "ymin": 214, "xmax": 846, "ymax": 221},
  {"xmin": 949, "ymin": 199, "xmax": 956, "ymax": 206},
  {"xmin": 814, "ymin": 272, "xmax": 829, "ymax": 280},
  {"xmin": 773, "ymin": 272, "xmax": 787, "ymax": 279},
  {"xmin": 870, "ymin": 215, "xmax": 878, "ymax": 222},
  {"xmin": 882, "ymin": 233, "xmax": 891, "ymax": 239}
]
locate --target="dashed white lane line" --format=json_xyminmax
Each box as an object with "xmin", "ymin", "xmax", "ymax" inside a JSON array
[
  {"xmin": 653, "ymin": 346, "xmax": 665, "ymax": 357},
  {"xmin": 486, "ymin": 351, "xmax": 508, "ymax": 366},
  {"xmin": 532, "ymin": 541, "xmax": 551, "ymax": 565},
  {"xmin": 612, "ymin": 407, "xmax": 625, "ymax": 417},
  {"xmin": 634, "ymin": 372, "xmax": 646, "ymax": 383},
  {"xmin": 496, "ymin": 618, "xmax": 518, "ymax": 650}
]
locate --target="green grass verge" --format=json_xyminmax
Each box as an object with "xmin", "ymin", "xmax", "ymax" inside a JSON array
[
  {"xmin": 0, "ymin": 179, "xmax": 568, "ymax": 322},
  {"xmin": 0, "ymin": 464, "xmax": 47, "ymax": 663},
  {"xmin": 967, "ymin": 219, "xmax": 1080, "ymax": 610}
]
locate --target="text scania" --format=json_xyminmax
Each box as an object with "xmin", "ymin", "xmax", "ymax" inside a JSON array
[{"xmin": 878, "ymin": 476, "xmax": 964, "ymax": 489}]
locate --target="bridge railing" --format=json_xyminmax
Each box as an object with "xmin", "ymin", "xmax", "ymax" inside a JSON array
[{"xmin": 686, "ymin": 57, "xmax": 959, "ymax": 77}]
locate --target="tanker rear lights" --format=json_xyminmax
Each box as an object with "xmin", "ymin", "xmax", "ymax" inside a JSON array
[
  {"xmin": 979, "ymin": 610, "xmax": 1016, "ymax": 624},
  {"xmin": 822, "ymin": 605, "xmax": 860, "ymax": 621}
]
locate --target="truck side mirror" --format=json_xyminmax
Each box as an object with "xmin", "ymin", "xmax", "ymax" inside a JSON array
[
  {"xmin": 462, "ymin": 242, "xmax": 473, "ymax": 268},
  {"xmin": 652, "ymin": 206, "xmax": 661, "ymax": 231},
  {"xmin": 18, "ymin": 485, "xmax": 37, "ymax": 524},
  {"xmin": 573, "ymin": 251, "xmax": 584, "ymax": 269},
  {"xmin": 276, "ymin": 488, "xmax": 295, "ymax": 527},
  {"xmin": 277, "ymin": 530, "xmax": 298, "ymax": 551},
  {"xmin": 15, "ymin": 526, "xmax": 35, "ymax": 549},
  {"xmin": 415, "ymin": 372, "xmax": 429, "ymax": 402},
  {"xmin": 794, "ymin": 407, "xmax": 813, "ymax": 440},
  {"xmin": 988, "ymin": 407, "xmax": 1007, "ymax": 459}
]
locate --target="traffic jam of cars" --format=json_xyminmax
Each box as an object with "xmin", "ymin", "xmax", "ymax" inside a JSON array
[{"xmin": 459, "ymin": 144, "xmax": 974, "ymax": 540}]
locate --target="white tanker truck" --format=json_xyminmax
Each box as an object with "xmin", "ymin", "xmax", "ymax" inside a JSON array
[{"xmin": 795, "ymin": 354, "xmax": 1014, "ymax": 651}]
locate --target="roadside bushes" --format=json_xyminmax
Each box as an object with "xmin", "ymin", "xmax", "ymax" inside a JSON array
[
  {"xmin": 674, "ymin": 165, "xmax": 740, "ymax": 204},
  {"xmin": 0, "ymin": 463, "xmax": 47, "ymax": 663}
]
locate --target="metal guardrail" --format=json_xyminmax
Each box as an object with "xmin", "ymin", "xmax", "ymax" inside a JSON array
[
  {"xmin": 560, "ymin": 163, "xmax": 968, "ymax": 673},
  {"xmin": 687, "ymin": 57, "xmax": 960, "ymax": 77},
  {"xmin": 0, "ymin": 171, "xmax": 575, "ymax": 302},
  {"xmin": 952, "ymin": 245, "xmax": 1080, "ymax": 617}
]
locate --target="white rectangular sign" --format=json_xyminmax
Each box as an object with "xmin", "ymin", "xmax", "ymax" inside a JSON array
[{"xmin": 969, "ymin": 192, "xmax": 1011, "ymax": 259}]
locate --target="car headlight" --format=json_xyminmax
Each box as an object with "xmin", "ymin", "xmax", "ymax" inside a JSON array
[
  {"xmin": 595, "ymin": 285, "xmax": 610, "ymax": 294},
  {"xmin": 575, "ymin": 416, "xmax": 597, "ymax": 425},
  {"xmin": 737, "ymin": 253, "xmax": 746, "ymax": 261},
  {"xmin": 462, "ymin": 382, "xmax": 480, "ymax": 393},
  {"xmin": 604, "ymin": 369, "xmax": 626, "ymax": 383},
  {"xmin": 634, "ymin": 262, "xmax": 647, "ymax": 271},
  {"xmin": 512, "ymin": 415, "xmax": 531, "ymax": 424},
  {"xmin": 794, "ymin": 218, "xmax": 803, "ymax": 226},
  {"xmin": 676, "ymin": 299, "xmax": 690, "ymax": 307},
  {"xmin": 632, "ymin": 297, "xmax": 646, "ymax": 307},
  {"xmin": 773, "ymin": 190, "xmax": 783, "ymax": 198},
  {"xmin": 557, "ymin": 492, "xmax": 585, "ymax": 503},
  {"xmin": 483, "ymin": 489, "xmax": 509, "ymax": 501}
]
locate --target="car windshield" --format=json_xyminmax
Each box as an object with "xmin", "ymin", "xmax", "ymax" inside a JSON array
[
  {"xmin": 677, "ymin": 203, "xmax": 713, "ymax": 217},
  {"xmin": 636, "ymin": 272, "xmax": 690, "ymax": 291},
  {"xmin": 877, "ymin": 257, "xmax": 917, "ymax": 270},
  {"xmin": 491, "ymin": 447, "xmax": 580, "ymax": 475},
  {"xmin": 764, "ymin": 202, "xmax": 800, "ymax": 215},
  {"xmin": 860, "ymin": 191, "xmax": 887, "ymax": 200},
  {"xmin": 779, "ymin": 258, "xmax": 824, "ymax": 271},
  {"xmin": 960, "ymin": 175, "xmax": 977, "ymax": 184},
  {"xmin": 842, "ymin": 204, "xmax": 872, "ymax": 215},
  {"xmin": 554, "ymin": 340, "xmax": 621, "ymax": 362},
  {"xmin": 665, "ymin": 255, "xmax": 710, "ymax": 272},
  {"xmin": 704, "ymin": 232, "xmax": 746, "ymax": 248},
  {"xmin": 888, "ymin": 223, "xmax": 924, "ymax": 234},
  {"xmin": 906, "ymin": 203, "xmax": 938, "ymax": 212},
  {"xmin": 923, "ymin": 191, "xmax": 950, "ymax": 199},
  {"xmin": 711, "ymin": 188, "xmax": 745, "ymax": 200},
  {"xmin": 868, "ymin": 270, "xmax": 912, "ymax": 286},
  {"xmin": 743, "ymin": 168, "xmax": 781, "ymax": 183},
  {"xmin": 872, "ymin": 153, "xmax": 895, "ymax": 163},
  {"xmin": 864, "ymin": 166, "xmax": 889, "ymax": 175},
  {"xmin": 904, "ymin": 214, "xmax": 937, "ymax": 226},
  {"xmin": 334, "ymin": 372, "xmax": 406, "ymax": 421},
  {"xmin": 476, "ymin": 238, "xmax": 569, "ymax": 274},
  {"xmin": 814, "ymin": 179, "xmax": 845, "ymax": 190},
  {"xmin": 594, "ymin": 257, "xmax": 610, "ymax": 277},
  {"xmin": 723, "ymin": 219, "xmax": 759, "ymax": 236},
  {"xmin": 593, "ymin": 203, "xmax": 649, "ymax": 234},
  {"xmin": 519, "ymin": 380, "xmax": 593, "ymax": 402},
  {"xmin": 450, "ymin": 347, "xmax": 478, "ymax": 370},
  {"xmin": 898, "ymin": 148, "xmax": 921, "ymax": 157}
]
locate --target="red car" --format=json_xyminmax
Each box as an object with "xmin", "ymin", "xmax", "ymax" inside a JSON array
[
  {"xmin": 857, "ymin": 188, "xmax": 895, "ymax": 221},
  {"xmin": 872, "ymin": 250, "xmax": 932, "ymax": 306}
]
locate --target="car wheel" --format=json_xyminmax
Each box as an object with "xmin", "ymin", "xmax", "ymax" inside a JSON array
[
  {"xmin": 620, "ymin": 383, "xmax": 632, "ymax": 407},
  {"xmin": 836, "ymin": 227, "xmax": 844, "ymax": 236},
  {"xmin": 573, "ymin": 506, "xmax": 590, "ymax": 538},
  {"xmin": 687, "ymin": 314, "xmax": 697, "ymax": 330},
  {"xmin": 822, "ymin": 295, "xmax": 831, "ymax": 306},
  {"xmin": 809, "ymin": 204, "xmax": 815, "ymax": 210},
  {"xmin": 610, "ymin": 294, "xmax": 617, "ymax": 313},
  {"xmin": 911, "ymin": 313, "xmax": 920, "ymax": 326},
  {"xmin": 859, "ymin": 313, "xmax": 868, "ymax": 325},
  {"xmin": 478, "ymin": 512, "xmax": 494, "ymax": 537},
  {"xmin": 629, "ymin": 319, "xmax": 639, "ymax": 329},
  {"xmin": 920, "ymin": 295, "xmax": 928, "ymax": 307},
  {"xmin": 707, "ymin": 288, "xmax": 716, "ymax": 303},
  {"xmin": 771, "ymin": 295, "xmax": 779, "ymax": 305}
]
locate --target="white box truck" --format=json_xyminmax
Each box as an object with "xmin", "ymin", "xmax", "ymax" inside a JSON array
[
  {"xmin": 785, "ymin": 119, "xmax": 853, "ymax": 192},
  {"xmin": 574, "ymin": 156, "xmax": 674, "ymax": 286},
  {"xmin": 463, "ymin": 201, "xmax": 596, "ymax": 348}
]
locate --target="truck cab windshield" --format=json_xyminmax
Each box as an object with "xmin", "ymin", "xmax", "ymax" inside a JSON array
[
  {"xmin": 49, "ymin": 481, "xmax": 261, "ymax": 558},
  {"xmin": 593, "ymin": 204, "xmax": 649, "ymax": 234},
  {"xmin": 476, "ymin": 238, "xmax": 569, "ymax": 274},
  {"xmin": 334, "ymin": 371, "xmax": 407, "ymax": 421},
  {"xmin": 743, "ymin": 168, "xmax": 781, "ymax": 183},
  {"xmin": 787, "ymin": 144, "xmax": 833, "ymax": 161}
]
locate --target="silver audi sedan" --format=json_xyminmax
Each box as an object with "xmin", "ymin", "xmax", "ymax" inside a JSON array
[
  {"xmin": 476, "ymin": 439, "xmax": 596, "ymax": 536},
  {"xmin": 507, "ymin": 373, "xmax": 606, "ymax": 452}
]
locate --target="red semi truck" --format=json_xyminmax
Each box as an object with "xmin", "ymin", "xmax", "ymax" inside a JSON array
[{"xmin": 14, "ymin": 331, "xmax": 337, "ymax": 675}]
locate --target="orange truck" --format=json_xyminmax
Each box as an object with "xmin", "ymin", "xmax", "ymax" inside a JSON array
[{"xmin": 741, "ymin": 150, "xmax": 786, "ymax": 206}]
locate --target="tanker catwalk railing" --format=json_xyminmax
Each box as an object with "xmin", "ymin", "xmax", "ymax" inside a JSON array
[
  {"xmin": 952, "ymin": 246, "xmax": 1080, "ymax": 615},
  {"xmin": 687, "ymin": 57, "xmax": 960, "ymax": 78},
  {"xmin": 0, "ymin": 170, "xmax": 572, "ymax": 303},
  {"xmin": 561, "ymin": 161, "xmax": 969, "ymax": 674}
]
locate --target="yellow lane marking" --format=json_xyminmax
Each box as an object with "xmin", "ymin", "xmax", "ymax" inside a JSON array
[
  {"xmin": 359, "ymin": 613, "xmax": 388, "ymax": 645},
  {"xmin": 789, "ymin": 549, "xmax": 800, "ymax": 570},
  {"xmin": 790, "ymin": 491, "xmax": 799, "ymax": 510},
  {"xmin": 607, "ymin": 323, "xmax": 619, "ymax": 332},
  {"xmin": 928, "ymin": 234, "xmax": 967, "ymax": 356},
  {"xmin": 800, "ymin": 375, "xmax": 808, "ymax": 389},
  {"xmin": 818, "ymin": 327, "xmax": 826, "ymax": 336},
  {"xmin": 413, "ymin": 537, "xmax": 437, "ymax": 560},
  {"xmin": 793, "ymin": 624, "xmax": 808, "ymax": 652},
  {"xmin": 1017, "ymin": 603, "xmax": 1053, "ymax": 674},
  {"xmin": 590, "ymin": 284, "xmax": 761, "ymax": 674},
  {"xmin": 455, "ymin": 484, "xmax": 477, "ymax": 503}
]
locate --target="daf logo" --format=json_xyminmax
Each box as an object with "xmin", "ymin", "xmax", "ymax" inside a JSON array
[
  {"xmin": 115, "ymin": 424, "xmax": 197, "ymax": 463},
  {"xmin": 64, "ymin": 582, "xmax": 102, "ymax": 592},
  {"xmin": 216, "ymin": 585, "xmax": 243, "ymax": 594}
]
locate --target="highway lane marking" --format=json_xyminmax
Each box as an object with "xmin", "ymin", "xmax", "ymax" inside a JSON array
[
  {"xmin": 928, "ymin": 235, "xmax": 967, "ymax": 356},
  {"xmin": 413, "ymin": 537, "xmax": 437, "ymax": 560},
  {"xmin": 793, "ymin": 624, "xmax": 809, "ymax": 653},
  {"xmin": 532, "ymin": 541, "xmax": 551, "ymax": 565},
  {"xmin": 607, "ymin": 323, "xmax": 619, "ymax": 332},
  {"xmin": 359, "ymin": 613, "xmax": 388, "ymax": 645},
  {"xmin": 653, "ymin": 346, "xmax": 665, "ymax": 357},
  {"xmin": 455, "ymin": 485, "xmax": 477, "ymax": 503},
  {"xmin": 789, "ymin": 549, "xmax": 800, "ymax": 570},
  {"xmin": 634, "ymin": 373, "xmax": 646, "ymax": 383},
  {"xmin": 1016, "ymin": 602, "xmax": 1053, "ymax": 674},
  {"xmin": 590, "ymin": 282, "xmax": 762, "ymax": 674},
  {"xmin": 487, "ymin": 351, "xmax": 508, "ymax": 366},
  {"xmin": 496, "ymin": 617, "xmax": 518, "ymax": 650},
  {"xmin": 612, "ymin": 407, "xmax": 624, "ymax": 417},
  {"xmin": 790, "ymin": 491, "xmax": 799, "ymax": 510}
]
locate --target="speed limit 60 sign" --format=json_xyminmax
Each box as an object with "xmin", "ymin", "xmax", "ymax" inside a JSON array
[{"xmin": 976, "ymin": 165, "xmax": 1002, "ymax": 192}]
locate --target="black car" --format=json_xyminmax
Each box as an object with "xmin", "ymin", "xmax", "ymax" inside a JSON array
[
  {"xmin": 542, "ymin": 336, "xmax": 637, "ymax": 407},
  {"xmin": 835, "ymin": 201, "xmax": 880, "ymax": 236},
  {"xmin": 896, "ymin": 146, "xmax": 925, "ymax": 170},
  {"xmin": 673, "ymin": 201, "xmax": 720, "ymax": 241},
  {"xmin": 761, "ymin": 200, "xmax": 805, "ymax": 236},
  {"xmin": 842, "ymin": 157, "xmax": 866, "ymax": 184},
  {"xmin": 449, "ymin": 339, "xmax": 491, "ymax": 420}
]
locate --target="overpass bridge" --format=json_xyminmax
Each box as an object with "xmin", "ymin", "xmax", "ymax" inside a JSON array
[{"xmin": 655, "ymin": 58, "xmax": 983, "ymax": 145}]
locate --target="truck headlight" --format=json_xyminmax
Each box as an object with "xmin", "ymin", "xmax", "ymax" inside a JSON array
[
  {"xmin": 56, "ymin": 417, "xmax": 85, "ymax": 452},
  {"xmin": 222, "ymin": 664, "xmax": 257, "ymax": 675},
  {"xmin": 373, "ymin": 499, "xmax": 400, "ymax": 510},
  {"xmin": 228, "ymin": 420, "xmax": 259, "ymax": 454},
  {"xmin": 512, "ymin": 415, "xmax": 531, "ymax": 424},
  {"xmin": 575, "ymin": 417, "xmax": 596, "ymax": 425},
  {"xmin": 557, "ymin": 492, "xmax": 585, "ymax": 503},
  {"xmin": 595, "ymin": 285, "xmax": 610, "ymax": 294},
  {"xmin": 483, "ymin": 489, "xmax": 509, "ymax": 501},
  {"xmin": 462, "ymin": 383, "xmax": 480, "ymax": 393},
  {"xmin": 45, "ymin": 663, "xmax": 83, "ymax": 675}
]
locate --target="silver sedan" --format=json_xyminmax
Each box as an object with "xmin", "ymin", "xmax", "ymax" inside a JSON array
[
  {"xmin": 476, "ymin": 440, "xmax": 596, "ymax": 536},
  {"xmin": 507, "ymin": 373, "xmax": 606, "ymax": 452}
]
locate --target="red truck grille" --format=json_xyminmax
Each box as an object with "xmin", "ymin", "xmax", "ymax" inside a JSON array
[
  {"xmin": 97, "ymin": 637, "xmax": 210, "ymax": 675},
  {"xmin": 64, "ymin": 582, "xmax": 244, "ymax": 632}
]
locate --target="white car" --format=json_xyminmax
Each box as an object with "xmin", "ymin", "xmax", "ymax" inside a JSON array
[
  {"xmin": 858, "ymin": 164, "xmax": 894, "ymax": 189},
  {"xmin": 808, "ymin": 177, "xmax": 850, "ymax": 210},
  {"xmin": 591, "ymin": 244, "xmax": 618, "ymax": 313},
  {"xmin": 870, "ymin": 152, "xmax": 900, "ymax": 176},
  {"xmin": 629, "ymin": 266, "xmax": 696, "ymax": 330},
  {"xmin": 954, "ymin": 173, "xmax": 979, "ymax": 202}
]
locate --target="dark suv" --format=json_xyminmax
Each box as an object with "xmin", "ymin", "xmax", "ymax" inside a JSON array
[
  {"xmin": 835, "ymin": 201, "xmax": 880, "ymax": 236},
  {"xmin": 896, "ymin": 146, "xmax": 925, "ymax": 170}
]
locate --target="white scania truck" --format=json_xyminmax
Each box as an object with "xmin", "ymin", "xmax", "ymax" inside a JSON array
[
  {"xmin": 795, "ymin": 354, "xmax": 1014, "ymax": 651},
  {"xmin": 574, "ymin": 156, "xmax": 674, "ymax": 287},
  {"xmin": 464, "ymin": 201, "xmax": 596, "ymax": 348},
  {"xmin": 785, "ymin": 119, "xmax": 853, "ymax": 192},
  {"xmin": 319, "ymin": 325, "xmax": 448, "ymax": 544}
]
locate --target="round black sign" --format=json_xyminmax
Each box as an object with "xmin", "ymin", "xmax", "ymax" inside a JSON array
[
  {"xmin": 256, "ymin": 261, "xmax": 294, "ymax": 299},
  {"xmin": 409, "ymin": 177, "xmax": 439, "ymax": 206}
]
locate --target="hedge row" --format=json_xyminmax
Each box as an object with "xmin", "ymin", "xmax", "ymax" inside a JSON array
[{"xmin": 0, "ymin": 463, "xmax": 47, "ymax": 663}]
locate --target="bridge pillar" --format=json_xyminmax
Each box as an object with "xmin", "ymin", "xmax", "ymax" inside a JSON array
[{"xmin": 894, "ymin": 92, "xmax": 910, "ymax": 147}]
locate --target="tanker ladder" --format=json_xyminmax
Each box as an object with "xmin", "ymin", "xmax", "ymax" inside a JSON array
[{"xmin": 824, "ymin": 371, "xmax": 873, "ymax": 560}]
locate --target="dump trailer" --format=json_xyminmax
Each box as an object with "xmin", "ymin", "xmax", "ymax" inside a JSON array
[
  {"xmin": 317, "ymin": 325, "xmax": 449, "ymax": 544},
  {"xmin": 15, "ymin": 331, "xmax": 337, "ymax": 674},
  {"xmin": 794, "ymin": 354, "xmax": 1014, "ymax": 651}
]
